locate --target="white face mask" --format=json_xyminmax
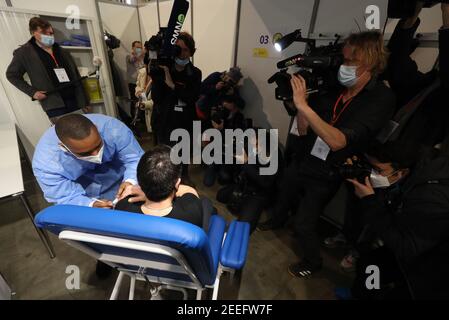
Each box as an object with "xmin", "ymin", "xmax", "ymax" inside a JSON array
[
  {"xmin": 61, "ymin": 143, "xmax": 104, "ymax": 164},
  {"xmin": 135, "ymin": 48, "xmax": 142, "ymax": 55},
  {"xmin": 338, "ymin": 65, "xmax": 358, "ymax": 88},
  {"xmin": 369, "ymin": 169, "xmax": 398, "ymax": 189}
]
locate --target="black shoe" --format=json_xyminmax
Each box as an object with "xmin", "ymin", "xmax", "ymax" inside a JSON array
[
  {"xmin": 256, "ymin": 218, "xmax": 286, "ymax": 231},
  {"xmin": 95, "ymin": 261, "xmax": 113, "ymax": 279},
  {"xmin": 288, "ymin": 262, "xmax": 322, "ymax": 278}
]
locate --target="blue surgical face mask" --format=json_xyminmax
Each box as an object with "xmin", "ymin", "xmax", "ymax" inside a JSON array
[
  {"xmin": 338, "ymin": 65, "xmax": 358, "ymax": 88},
  {"xmin": 175, "ymin": 57, "xmax": 190, "ymax": 67},
  {"xmin": 135, "ymin": 48, "xmax": 142, "ymax": 55},
  {"xmin": 40, "ymin": 34, "xmax": 55, "ymax": 47}
]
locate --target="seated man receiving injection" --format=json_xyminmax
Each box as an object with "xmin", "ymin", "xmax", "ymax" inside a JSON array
[{"xmin": 115, "ymin": 145, "xmax": 205, "ymax": 228}]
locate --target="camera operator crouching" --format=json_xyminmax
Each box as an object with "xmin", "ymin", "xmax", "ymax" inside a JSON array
[
  {"xmin": 345, "ymin": 141, "xmax": 449, "ymax": 299},
  {"xmin": 150, "ymin": 32, "xmax": 202, "ymax": 156},
  {"xmin": 196, "ymin": 67, "xmax": 245, "ymax": 122},
  {"xmin": 198, "ymin": 67, "xmax": 246, "ymax": 186},
  {"xmin": 216, "ymin": 129, "xmax": 283, "ymax": 233},
  {"xmin": 258, "ymin": 31, "xmax": 396, "ymax": 278}
]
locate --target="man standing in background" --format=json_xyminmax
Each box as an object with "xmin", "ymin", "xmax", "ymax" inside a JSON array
[{"xmin": 6, "ymin": 17, "xmax": 90, "ymax": 123}]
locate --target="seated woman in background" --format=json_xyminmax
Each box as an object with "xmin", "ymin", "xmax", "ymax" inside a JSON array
[{"xmin": 115, "ymin": 145, "xmax": 204, "ymax": 228}]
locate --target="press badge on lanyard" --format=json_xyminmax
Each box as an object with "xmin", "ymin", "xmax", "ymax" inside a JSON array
[
  {"xmin": 310, "ymin": 94, "xmax": 353, "ymax": 161},
  {"xmin": 50, "ymin": 52, "xmax": 70, "ymax": 83},
  {"xmin": 54, "ymin": 68, "xmax": 70, "ymax": 83},
  {"xmin": 174, "ymin": 99, "xmax": 187, "ymax": 112}
]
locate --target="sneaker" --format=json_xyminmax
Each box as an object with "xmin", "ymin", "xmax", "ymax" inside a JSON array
[
  {"xmin": 323, "ymin": 233, "xmax": 347, "ymax": 249},
  {"xmin": 288, "ymin": 262, "xmax": 322, "ymax": 278},
  {"xmin": 340, "ymin": 250, "xmax": 359, "ymax": 273}
]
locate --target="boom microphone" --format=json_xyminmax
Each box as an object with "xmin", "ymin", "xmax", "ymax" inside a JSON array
[{"xmin": 162, "ymin": 0, "xmax": 190, "ymax": 57}]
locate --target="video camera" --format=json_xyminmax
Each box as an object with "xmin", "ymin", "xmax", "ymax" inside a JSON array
[
  {"xmin": 144, "ymin": 0, "xmax": 189, "ymax": 80},
  {"xmin": 268, "ymin": 30, "xmax": 344, "ymax": 101},
  {"xmin": 104, "ymin": 31, "xmax": 121, "ymax": 50},
  {"xmin": 334, "ymin": 157, "xmax": 372, "ymax": 183}
]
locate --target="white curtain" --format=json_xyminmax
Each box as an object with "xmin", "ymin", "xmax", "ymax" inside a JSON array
[{"xmin": 0, "ymin": 9, "xmax": 52, "ymax": 159}]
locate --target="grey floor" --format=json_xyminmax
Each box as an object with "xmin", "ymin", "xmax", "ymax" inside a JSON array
[{"xmin": 0, "ymin": 131, "xmax": 353, "ymax": 300}]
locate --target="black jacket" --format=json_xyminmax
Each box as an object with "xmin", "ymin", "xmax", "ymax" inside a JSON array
[
  {"xmin": 151, "ymin": 63, "xmax": 202, "ymax": 144},
  {"xmin": 359, "ymin": 149, "xmax": 449, "ymax": 299},
  {"xmin": 198, "ymin": 71, "xmax": 246, "ymax": 115},
  {"xmin": 6, "ymin": 38, "xmax": 89, "ymax": 112},
  {"xmin": 386, "ymin": 19, "xmax": 449, "ymax": 147}
]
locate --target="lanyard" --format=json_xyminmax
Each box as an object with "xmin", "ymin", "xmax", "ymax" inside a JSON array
[
  {"xmin": 49, "ymin": 52, "xmax": 59, "ymax": 68},
  {"xmin": 331, "ymin": 93, "xmax": 353, "ymax": 126}
]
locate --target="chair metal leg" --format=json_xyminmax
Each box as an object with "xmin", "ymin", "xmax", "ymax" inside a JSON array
[
  {"xmin": 196, "ymin": 289, "xmax": 202, "ymax": 300},
  {"xmin": 110, "ymin": 271, "xmax": 125, "ymax": 300},
  {"xmin": 18, "ymin": 193, "xmax": 55, "ymax": 259},
  {"xmin": 212, "ymin": 268, "xmax": 222, "ymax": 300},
  {"xmin": 129, "ymin": 275, "xmax": 136, "ymax": 300}
]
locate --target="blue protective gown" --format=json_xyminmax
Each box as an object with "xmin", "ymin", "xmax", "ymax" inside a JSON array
[{"xmin": 32, "ymin": 114, "xmax": 144, "ymax": 206}]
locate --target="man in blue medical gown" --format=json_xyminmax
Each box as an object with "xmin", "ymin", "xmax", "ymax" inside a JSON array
[{"xmin": 33, "ymin": 113, "xmax": 144, "ymax": 208}]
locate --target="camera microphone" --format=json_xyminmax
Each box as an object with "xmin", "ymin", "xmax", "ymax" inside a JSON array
[{"xmin": 277, "ymin": 54, "xmax": 333, "ymax": 69}]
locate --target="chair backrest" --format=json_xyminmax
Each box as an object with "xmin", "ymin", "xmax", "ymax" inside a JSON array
[{"xmin": 35, "ymin": 205, "xmax": 219, "ymax": 286}]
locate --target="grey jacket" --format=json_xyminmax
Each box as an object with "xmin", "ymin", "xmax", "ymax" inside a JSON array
[{"xmin": 6, "ymin": 40, "xmax": 89, "ymax": 112}]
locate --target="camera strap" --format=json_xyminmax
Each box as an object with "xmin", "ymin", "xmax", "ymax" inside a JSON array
[{"xmin": 330, "ymin": 94, "xmax": 354, "ymax": 126}]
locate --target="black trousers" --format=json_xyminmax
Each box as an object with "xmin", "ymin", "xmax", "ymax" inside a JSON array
[
  {"xmin": 217, "ymin": 185, "xmax": 270, "ymax": 233},
  {"xmin": 270, "ymin": 161, "xmax": 341, "ymax": 267}
]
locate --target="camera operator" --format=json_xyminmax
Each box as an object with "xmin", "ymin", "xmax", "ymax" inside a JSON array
[
  {"xmin": 196, "ymin": 67, "xmax": 245, "ymax": 121},
  {"xmin": 216, "ymin": 130, "xmax": 283, "ymax": 233},
  {"xmin": 345, "ymin": 141, "xmax": 449, "ymax": 299},
  {"xmin": 202, "ymin": 95, "xmax": 247, "ymax": 186},
  {"xmin": 258, "ymin": 31, "xmax": 396, "ymax": 278},
  {"xmin": 384, "ymin": 2, "xmax": 449, "ymax": 147},
  {"xmin": 151, "ymin": 32, "xmax": 202, "ymax": 147}
]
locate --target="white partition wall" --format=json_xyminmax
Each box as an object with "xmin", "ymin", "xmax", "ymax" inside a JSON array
[
  {"xmin": 192, "ymin": 0, "xmax": 238, "ymax": 77},
  {"xmin": 313, "ymin": 0, "xmax": 389, "ymax": 36},
  {"xmin": 138, "ymin": 1, "xmax": 160, "ymax": 42},
  {"xmin": 98, "ymin": 1, "xmax": 141, "ymax": 101},
  {"xmin": 235, "ymin": 0, "xmax": 316, "ymax": 144}
]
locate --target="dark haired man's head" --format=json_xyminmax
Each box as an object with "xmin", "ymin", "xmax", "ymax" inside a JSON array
[
  {"xmin": 55, "ymin": 114, "xmax": 103, "ymax": 157},
  {"xmin": 137, "ymin": 145, "xmax": 182, "ymax": 202},
  {"xmin": 29, "ymin": 17, "xmax": 54, "ymax": 47},
  {"xmin": 365, "ymin": 141, "xmax": 420, "ymax": 185}
]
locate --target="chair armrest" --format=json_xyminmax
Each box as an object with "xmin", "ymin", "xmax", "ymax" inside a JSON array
[
  {"xmin": 207, "ymin": 215, "xmax": 226, "ymax": 273},
  {"xmin": 220, "ymin": 221, "xmax": 250, "ymax": 270}
]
